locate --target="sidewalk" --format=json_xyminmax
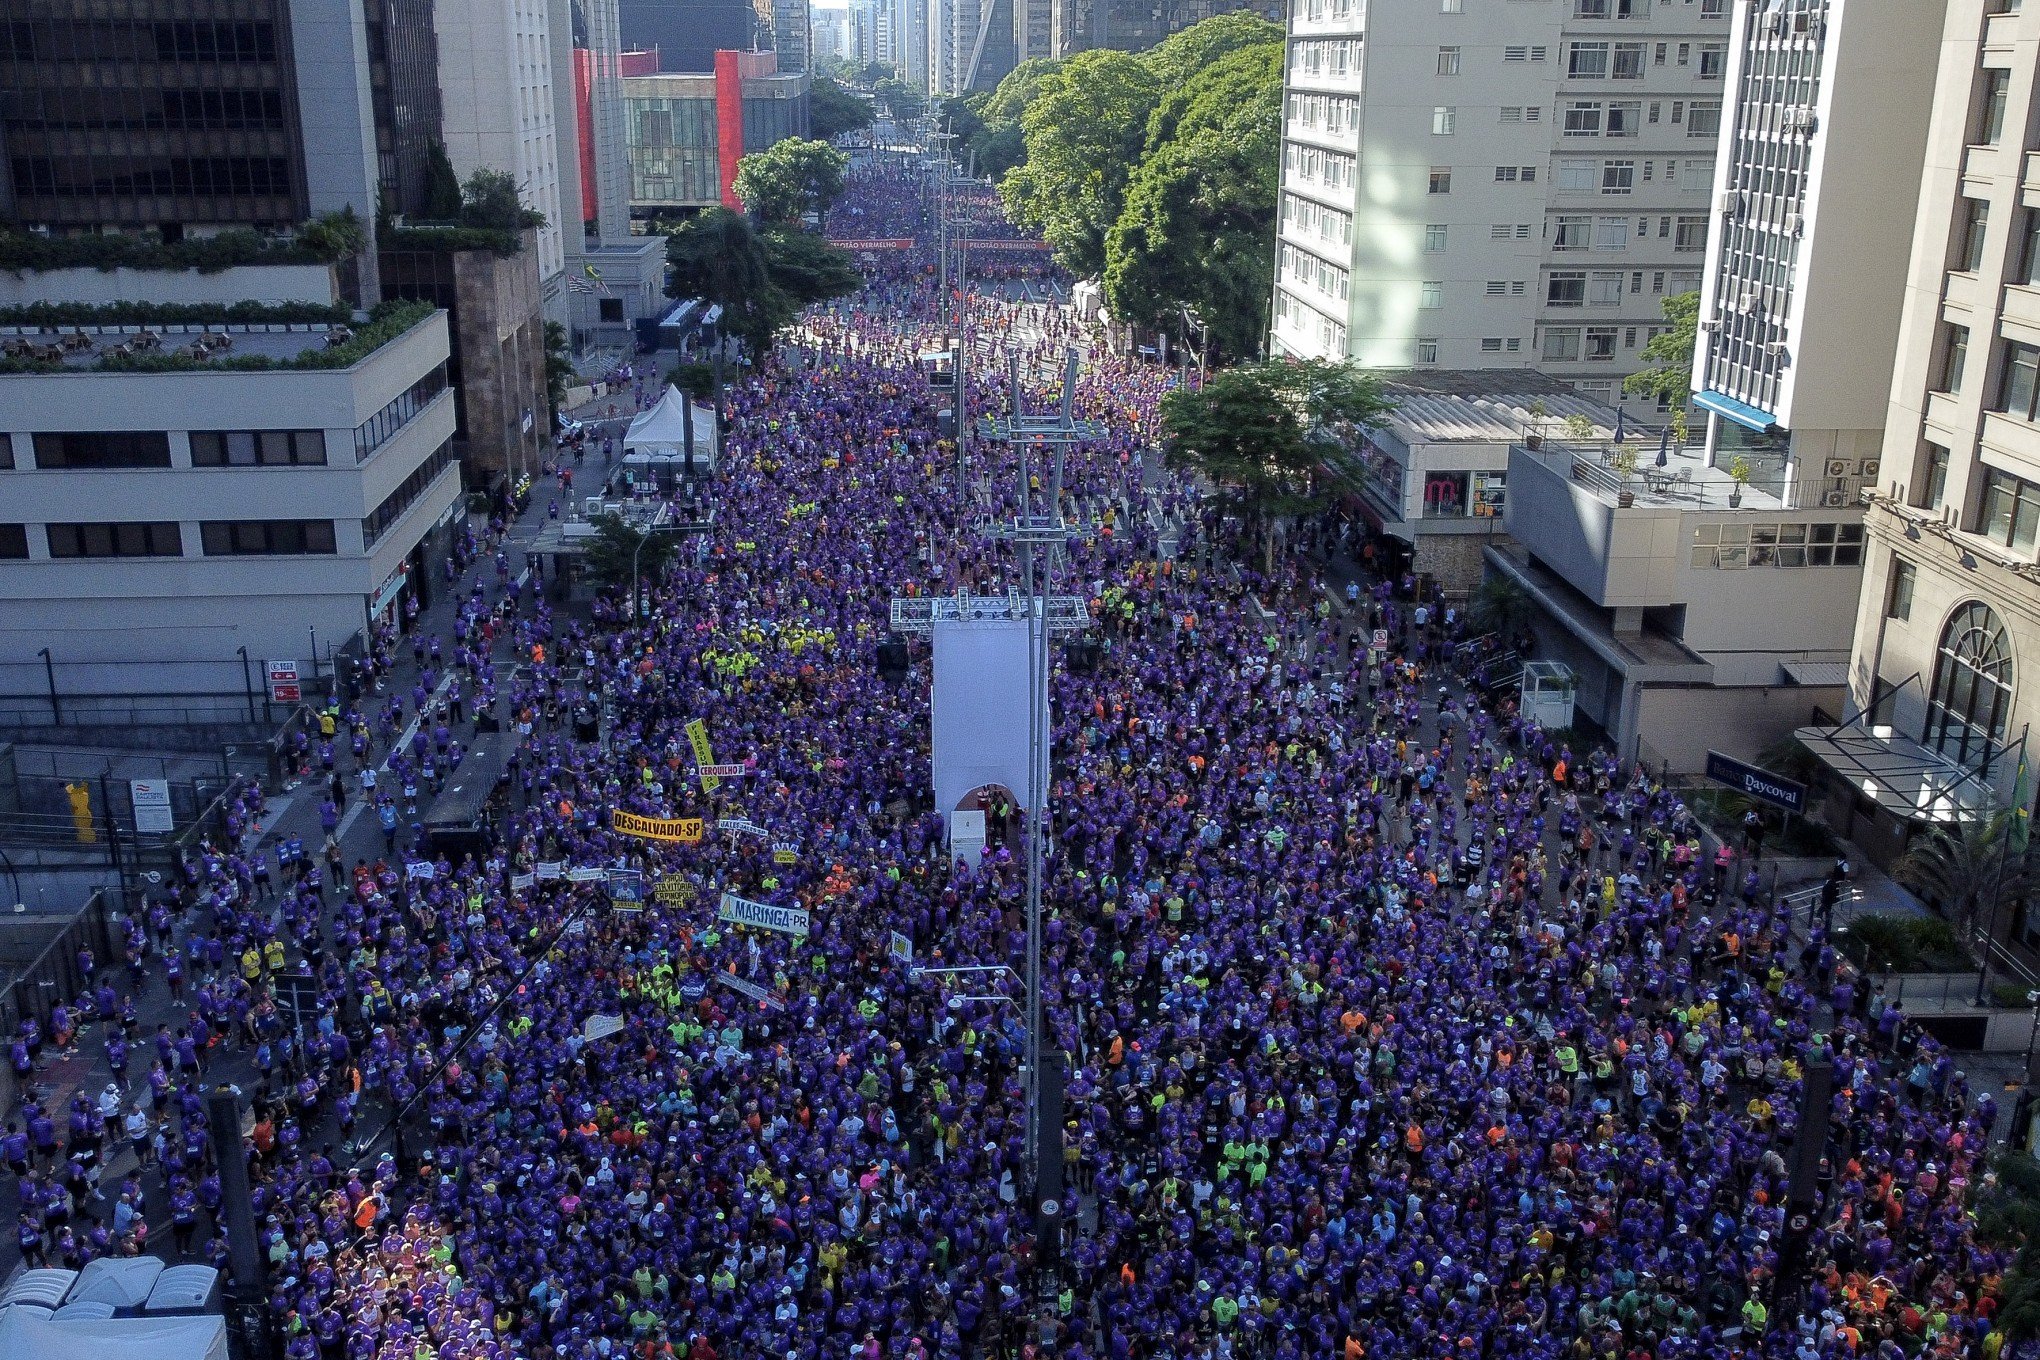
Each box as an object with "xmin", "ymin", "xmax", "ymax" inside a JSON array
[{"xmin": 0, "ymin": 478, "xmax": 562, "ymax": 1280}]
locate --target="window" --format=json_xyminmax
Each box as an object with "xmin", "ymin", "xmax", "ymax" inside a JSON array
[
  {"xmin": 1686, "ymin": 102, "xmax": 1720, "ymax": 137},
  {"xmin": 1420, "ymin": 282, "xmax": 1445, "ymax": 308},
  {"xmin": 1554, "ymin": 215, "xmax": 1591, "ymax": 249},
  {"xmin": 1674, "ymin": 215, "xmax": 1708, "ymax": 251},
  {"xmin": 1558, "ymin": 159, "xmax": 1598, "ymax": 192},
  {"xmin": 1437, "ymin": 47, "xmax": 1461, "ymax": 76},
  {"xmin": 1998, "ymin": 340, "xmax": 2040, "ymax": 419},
  {"xmin": 1585, "ymin": 326, "xmax": 1619, "ymax": 360},
  {"xmin": 1481, "ymin": 338, "xmax": 1504, "ymax": 353},
  {"xmin": 1980, "ymin": 69, "xmax": 2011, "ymax": 145},
  {"xmin": 1416, "ymin": 339, "xmax": 1440, "ymax": 364},
  {"xmin": 1602, "ymin": 161, "xmax": 1636, "ymax": 194},
  {"xmin": 1429, "ymin": 167, "xmax": 1453, "ymax": 193},
  {"xmin": 1500, "ymin": 107, "xmax": 1523, "ymax": 123},
  {"xmin": 2021, "ymin": 211, "xmax": 2040, "ymax": 285},
  {"xmin": 1981, "ymin": 468, "xmax": 2040, "ymax": 552},
  {"xmin": 1921, "ymin": 443, "xmax": 1952, "ymax": 510},
  {"xmin": 1959, "ymin": 199, "xmax": 1991, "ymax": 272},
  {"xmin": 199, "ymin": 520, "xmax": 338, "ymax": 556},
  {"xmin": 1564, "ymin": 101, "xmax": 1603, "ymax": 136},
  {"xmin": 190, "ymin": 429, "xmax": 328, "ymax": 467},
  {"xmin": 1433, "ymin": 106, "xmax": 1458, "ymax": 135},
  {"xmin": 1424, "ymin": 224, "xmax": 1449, "ymax": 252},
  {"xmin": 1697, "ymin": 43, "xmax": 1726, "ymax": 78},
  {"xmin": 1943, "ymin": 324, "xmax": 1971, "ymax": 393},
  {"xmin": 1927, "ymin": 601, "xmax": 2014, "ymax": 770},
  {"xmin": 1576, "ymin": 0, "xmax": 1609, "ymax": 14},
  {"xmin": 1589, "ymin": 272, "xmax": 1624, "ymax": 306},
  {"xmin": 1568, "ymin": 42, "xmax": 1608, "ymax": 78},
  {"xmin": 0, "ymin": 525, "xmax": 25, "ymax": 558},
  {"xmin": 1548, "ymin": 271, "xmax": 1587, "ymax": 306},
  {"xmin": 1496, "ymin": 166, "xmax": 1521, "ymax": 182},
  {"xmin": 363, "ymin": 440, "xmax": 458, "ymax": 549},
  {"xmin": 32, "ymin": 432, "xmax": 171, "ymax": 469},
  {"xmin": 1887, "ymin": 558, "xmax": 1917, "ymax": 621},
  {"xmin": 1543, "ymin": 328, "xmax": 1582, "ymax": 361},
  {"xmin": 1441, "ymin": 0, "xmax": 1463, "ymax": 11},
  {"xmin": 1613, "ymin": 42, "xmax": 1647, "ymax": 78},
  {"xmin": 1607, "ymin": 102, "xmax": 1642, "ymax": 136},
  {"xmin": 1595, "ymin": 216, "xmax": 1629, "ymax": 250},
  {"xmin": 46, "ymin": 522, "xmax": 182, "ymax": 557}
]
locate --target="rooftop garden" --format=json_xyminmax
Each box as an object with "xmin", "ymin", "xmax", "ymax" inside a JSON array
[
  {"xmin": 0, "ymin": 299, "xmax": 436, "ymax": 375},
  {"xmin": 378, "ymin": 161, "xmax": 547, "ymax": 258},
  {"xmin": 0, "ymin": 300, "xmax": 352, "ymax": 328},
  {"xmin": 0, "ymin": 210, "xmax": 366, "ymax": 275}
]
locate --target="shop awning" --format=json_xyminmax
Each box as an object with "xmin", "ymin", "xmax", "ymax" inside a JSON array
[
  {"xmin": 1694, "ymin": 389, "xmax": 1778, "ymax": 433},
  {"xmin": 1794, "ymin": 723, "xmax": 2000, "ymax": 823}
]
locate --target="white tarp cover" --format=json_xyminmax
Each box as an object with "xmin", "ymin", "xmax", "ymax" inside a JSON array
[
  {"xmin": 931, "ymin": 618, "xmax": 1046, "ymax": 822},
  {"xmin": 70, "ymin": 1256, "xmax": 163, "ymax": 1309},
  {"xmin": 0, "ymin": 1308, "xmax": 227, "ymax": 1360},
  {"xmin": 623, "ymin": 385, "xmax": 717, "ymax": 465}
]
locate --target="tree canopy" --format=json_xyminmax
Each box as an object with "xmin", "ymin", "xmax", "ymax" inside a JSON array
[
  {"xmin": 733, "ymin": 138, "xmax": 850, "ymax": 225},
  {"xmin": 809, "ymin": 79, "xmax": 874, "ymax": 142},
  {"xmin": 1622, "ymin": 291, "xmax": 1700, "ymax": 409},
  {"xmin": 991, "ymin": 13, "xmax": 1283, "ymax": 358},
  {"xmin": 872, "ymin": 77, "xmax": 925, "ymax": 124},
  {"xmin": 1159, "ymin": 359, "xmax": 1393, "ymax": 567},
  {"xmin": 664, "ymin": 209, "xmax": 858, "ymax": 358}
]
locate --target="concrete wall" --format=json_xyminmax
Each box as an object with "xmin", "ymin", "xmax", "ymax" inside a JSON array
[
  {"xmin": 453, "ymin": 232, "xmax": 551, "ymax": 482},
  {"xmin": 0, "ymin": 265, "xmax": 340, "ymax": 309},
  {"xmin": 1633, "ymin": 682, "xmax": 1842, "ymax": 774},
  {"xmin": 438, "ymin": 0, "xmax": 567, "ymax": 282},
  {"xmin": 1505, "ymin": 447, "xmax": 1683, "ymax": 606},
  {"xmin": 1413, "ymin": 529, "xmax": 1490, "ymax": 596}
]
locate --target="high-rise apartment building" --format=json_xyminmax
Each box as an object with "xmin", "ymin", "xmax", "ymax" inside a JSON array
[
  {"xmin": 1269, "ymin": 0, "xmax": 1732, "ymax": 416},
  {"xmin": 618, "ymin": 0, "xmax": 761, "ymax": 71},
  {"xmin": 1049, "ymin": 0, "xmax": 1277, "ymax": 58},
  {"xmin": 0, "ymin": 0, "xmax": 382, "ymax": 238},
  {"xmin": 1819, "ymin": 0, "xmax": 2040, "ymax": 865},
  {"xmin": 436, "ymin": 0, "xmax": 569, "ymax": 294},
  {"xmin": 1690, "ymin": 0, "xmax": 1939, "ymax": 512}
]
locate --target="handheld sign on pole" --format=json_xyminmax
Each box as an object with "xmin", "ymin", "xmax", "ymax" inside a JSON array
[
  {"xmin": 717, "ymin": 892, "xmax": 809, "ymax": 937},
  {"xmin": 1704, "ymin": 750, "xmax": 1808, "ymax": 814},
  {"xmin": 890, "ymin": 931, "xmax": 913, "ymax": 964}
]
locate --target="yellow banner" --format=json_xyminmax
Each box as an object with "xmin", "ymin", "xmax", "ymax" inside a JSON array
[
  {"xmin": 685, "ymin": 717, "xmax": 718, "ymax": 793},
  {"xmin": 611, "ymin": 810, "xmax": 704, "ymax": 843}
]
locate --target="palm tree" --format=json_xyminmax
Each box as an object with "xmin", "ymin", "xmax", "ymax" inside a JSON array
[
  {"xmin": 1469, "ymin": 574, "xmax": 1536, "ymax": 648},
  {"xmin": 1893, "ymin": 809, "xmax": 2040, "ymax": 998}
]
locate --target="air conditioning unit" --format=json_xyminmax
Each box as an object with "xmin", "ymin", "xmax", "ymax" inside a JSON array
[
  {"xmin": 1719, "ymin": 190, "xmax": 1744, "ymax": 217},
  {"xmin": 1823, "ymin": 490, "xmax": 1849, "ymax": 507},
  {"xmin": 1765, "ymin": 341, "xmax": 1791, "ymax": 362},
  {"xmin": 1859, "ymin": 458, "xmax": 1880, "ymax": 477},
  {"xmin": 1783, "ymin": 213, "xmax": 1804, "ymax": 236},
  {"xmin": 1826, "ymin": 459, "xmax": 1850, "ymax": 476}
]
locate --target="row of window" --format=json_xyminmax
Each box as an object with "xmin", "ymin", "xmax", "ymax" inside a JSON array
[
  {"xmin": 1284, "ymin": 143, "xmax": 1356, "ymax": 192},
  {"xmin": 1282, "ymin": 193, "xmax": 1352, "ymax": 249},
  {"xmin": 1284, "ymin": 93, "xmax": 1358, "ymax": 138},
  {"xmin": 353, "ymin": 362, "xmax": 449, "ymax": 464},
  {"xmin": 28, "ymin": 520, "xmax": 339, "ymax": 559},
  {"xmin": 1562, "ymin": 99, "xmax": 1719, "ymax": 137},
  {"xmin": 1567, "ymin": 40, "xmax": 1724, "ymax": 80},
  {"xmin": 1273, "ymin": 289, "xmax": 1347, "ymax": 356},
  {"xmin": 1280, "ymin": 243, "xmax": 1350, "ymax": 302},
  {"xmin": 1689, "ymin": 522, "xmax": 1865, "ymax": 570},
  {"xmin": 1554, "ymin": 213, "xmax": 1709, "ymax": 251},
  {"xmin": 10, "ymin": 155, "xmax": 293, "ymax": 200},
  {"xmin": 362, "ymin": 440, "xmax": 458, "ymax": 550},
  {"xmin": 190, "ymin": 430, "xmax": 328, "ymax": 468},
  {"xmin": 1417, "ymin": 160, "xmax": 1709, "ymax": 196},
  {"xmin": 1549, "ymin": 263, "xmax": 1701, "ymax": 307},
  {"xmin": 1908, "ymin": 444, "xmax": 2040, "ymax": 559}
]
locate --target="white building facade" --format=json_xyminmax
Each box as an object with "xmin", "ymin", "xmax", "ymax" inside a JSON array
[
  {"xmin": 437, "ymin": 0, "xmax": 569, "ymax": 294},
  {"xmin": 0, "ymin": 313, "xmax": 461, "ymax": 699},
  {"xmin": 1690, "ymin": 0, "xmax": 1942, "ymax": 513},
  {"xmin": 1270, "ymin": 0, "xmax": 1732, "ymax": 416}
]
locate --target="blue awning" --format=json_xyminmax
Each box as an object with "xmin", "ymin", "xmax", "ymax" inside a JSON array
[{"xmin": 1693, "ymin": 389, "xmax": 1777, "ymax": 433}]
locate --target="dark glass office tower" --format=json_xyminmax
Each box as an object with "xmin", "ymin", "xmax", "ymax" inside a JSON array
[
  {"xmin": 619, "ymin": 0, "xmax": 760, "ymax": 72},
  {"xmin": 364, "ymin": 0, "xmax": 444, "ymax": 219},
  {"xmin": 0, "ymin": 0, "xmax": 309, "ymax": 233}
]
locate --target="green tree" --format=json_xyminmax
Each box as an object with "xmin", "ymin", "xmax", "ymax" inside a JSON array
[
  {"xmin": 1140, "ymin": 10, "xmax": 1283, "ymax": 90},
  {"xmin": 1895, "ymin": 810, "xmax": 2040, "ymax": 973},
  {"xmin": 734, "ymin": 139, "xmax": 850, "ymax": 225},
  {"xmin": 1159, "ymin": 359, "xmax": 1393, "ymax": 572},
  {"xmin": 1469, "ymin": 574, "xmax": 1536, "ymax": 644},
  {"xmin": 858, "ymin": 60, "xmax": 895, "ymax": 86},
  {"xmin": 423, "ymin": 143, "xmax": 465, "ymax": 221},
  {"xmin": 544, "ymin": 320, "xmax": 574, "ymax": 422},
  {"xmin": 1103, "ymin": 41, "xmax": 1281, "ymax": 361},
  {"xmin": 1000, "ymin": 49, "xmax": 1159, "ymax": 278},
  {"xmin": 583, "ymin": 513, "xmax": 682, "ymax": 604},
  {"xmin": 873, "ymin": 77, "xmax": 925, "ymax": 123},
  {"xmin": 1977, "ymin": 1151, "xmax": 2040, "ymax": 1343},
  {"xmin": 664, "ymin": 210, "xmax": 858, "ymax": 358},
  {"xmin": 810, "ymin": 78, "xmax": 875, "ymax": 142},
  {"xmin": 460, "ymin": 167, "xmax": 544, "ymax": 231},
  {"xmin": 1623, "ymin": 291, "xmax": 1700, "ymax": 409},
  {"xmin": 759, "ymin": 226, "xmax": 861, "ymax": 307}
]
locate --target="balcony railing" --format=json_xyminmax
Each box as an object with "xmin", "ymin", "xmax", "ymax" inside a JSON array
[{"xmin": 1517, "ymin": 433, "xmax": 1789, "ymax": 511}]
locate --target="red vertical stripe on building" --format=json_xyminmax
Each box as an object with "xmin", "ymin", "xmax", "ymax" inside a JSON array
[
  {"xmin": 715, "ymin": 49, "xmax": 744, "ymax": 210},
  {"xmin": 573, "ymin": 48, "xmax": 597, "ymax": 226}
]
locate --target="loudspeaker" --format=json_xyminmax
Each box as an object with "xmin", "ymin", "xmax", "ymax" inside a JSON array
[
  {"xmin": 877, "ymin": 640, "xmax": 909, "ymax": 681},
  {"xmin": 1787, "ymin": 1059, "xmax": 1833, "ymax": 1205}
]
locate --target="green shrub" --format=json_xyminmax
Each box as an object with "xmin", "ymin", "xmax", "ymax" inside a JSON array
[
  {"xmin": 0, "ymin": 300, "xmax": 350, "ymax": 328},
  {"xmin": 0, "ymin": 211, "xmax": 362, "ymax": 274},
  {"xmin": 1838, "ymin": 912, "xmax": 1973, "ymax": 973},
  {"xmin": 1, "ymin": 301, "xmax": 434, "ymax": 375}
]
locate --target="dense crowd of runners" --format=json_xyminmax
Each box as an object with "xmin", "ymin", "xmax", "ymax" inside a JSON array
[{"xmin": 0, "ymin": 163, "xmax": 2012, "ymax": 1360}]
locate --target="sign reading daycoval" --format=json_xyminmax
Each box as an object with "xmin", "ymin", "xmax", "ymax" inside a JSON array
[
  {"xmin": 685, "ymin": 718, "xmax": 719, "ymax": 793},
  {"xmin": 611, "ymin": 810, "xmax": 705, "ymax": 843},
  {"xmin": 717, "ymin": 891, "xmax": 808, "ymax": 937}
]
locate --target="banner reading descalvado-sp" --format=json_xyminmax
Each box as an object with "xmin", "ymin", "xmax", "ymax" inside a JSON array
[
  {"xmin": 611, "ymin": 810, "xmax": 705, "ymax": 843},
  {"xmin": 717, "ymin": 892, "xmax": 808, "ymax": 936}
]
